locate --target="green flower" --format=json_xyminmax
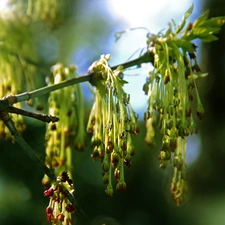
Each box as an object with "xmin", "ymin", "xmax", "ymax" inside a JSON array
[{"xmin": 88, "ymin": 55, "xmax": 138, "ymax": 194}]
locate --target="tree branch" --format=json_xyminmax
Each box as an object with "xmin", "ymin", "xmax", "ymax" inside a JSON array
[
  {"xmin": 5, "ymin": 51, "xmax": 154, "ymax": 105},
  {"xmin": 111, "ymin": 51, "xmax": 154, "ymax": 70},
  {"xmin": 11, "ymin": 74, "xmax": 91, "ymax": 104},
  {"xmin": 6, "ymin": 106, "xmax": 59, "ymax": 123}
]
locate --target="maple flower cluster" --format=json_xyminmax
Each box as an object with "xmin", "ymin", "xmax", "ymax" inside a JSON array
[
  {"xmin": 42, "ymin": 63, "xmax": 85, "ymax": 188},
  {"xmin": 87, "ymin": 55, "xmax": 139, "ymax": 195},
  {"xmin": 0, "ymin": 11, "xmax": 41, "ymax": 141},
  {"xmin": 143, "ymin": 5, "xmax": 225, "ymax": 205},
  {"xmin": 44, "ymin": 172, "xmax": 75, "ymax": 225}
]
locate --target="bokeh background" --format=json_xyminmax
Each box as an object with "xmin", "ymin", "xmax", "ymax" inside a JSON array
[{"xmin": 0, "ymin": 0, "xmax": 225, "ymax": 224}]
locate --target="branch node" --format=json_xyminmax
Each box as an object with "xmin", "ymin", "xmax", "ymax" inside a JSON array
[{"xmin": 5, "ymin": 95, "xmax": 18, "ymax": 105}]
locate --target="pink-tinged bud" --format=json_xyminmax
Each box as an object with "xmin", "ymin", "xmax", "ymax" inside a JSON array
[
  {"xmin": 44, "ymin": 187, "xmax": 54, "ymax": 196},
  {"xmin": 46, "ymin": 212, "xmax": 54, "ymax": 222},
  {"xmin": 56, "ymin": 213, "xmax": 65, "ymax": 221},
  {"xmin": 46, "ymin": 206, "xmax": 53, "ymax": 214}
]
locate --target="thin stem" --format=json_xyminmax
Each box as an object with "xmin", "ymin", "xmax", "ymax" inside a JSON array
[
  {"xmin": 111, "ymin": 51, "xmax": 154, "ymax": 70},
  {"xmin": 14, "ymin": 74, "xmax": 91, "ymax": 103},
  {"xmin": 7, "ymin": 106, "xmax": 59, "ymax": 123}
]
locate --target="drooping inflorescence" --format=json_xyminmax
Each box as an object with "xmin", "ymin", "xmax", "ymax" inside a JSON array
[
  {"xmin": 87, "ymin": 54, "xmax": 139, "ymax": 195},
  {"xmin": 0, "ymin": 10, "xmax": 42, "ymax": 141},
  {"xmin": 143, "ymin": 5, "xmax": 225, "ymax": 205},
  {"xmin": 43, "ymin": 63, "xmax": 85, "ymax": 188},
  {"xmin": 43, "ymin": 64, "xmax": 86, "ymax": 225},
  {"xmin": 44, "ymin": 172, "xmax": 75, "ymax": 225}
]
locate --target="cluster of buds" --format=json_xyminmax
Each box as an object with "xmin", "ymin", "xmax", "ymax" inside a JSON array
[
  {"xmin": 0, "ymin": 11, "xmax": 42, "ymax": 141},
  {"xmin": 87, "ymin": 55, "xmax": 139, "ymax": 195},
  {"xmin": 43, "ymin": 63, "xmax": 85, "ymax": 187},
  {"xmin": 44, "ymin": 172, "xmax": 75, "ymax": 225},
  {"xmin": 143, "ymin": 5, "xmax": 211, "ymax": 205},
  {"xmin": 143, "ymin": 5, "xmax": 225, "ymax": 205}
]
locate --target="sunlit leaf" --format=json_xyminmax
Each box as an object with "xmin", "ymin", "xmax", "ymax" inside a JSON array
[
  {"xmin": 199, "ymin": 34, "xmax": 218, "ymax": 42},
  {"xmin": 192, "ymin": 10, "xmax": 209, "ymax": 28},
  {"xmin": 172, "ymin": 38, "xmax": 195, "ymax": 52},
  {"xmin": 176, "ymin": 4, "xmax": 194, "ymax": 34},
  {"xmin": 183, "ymin": 4, "xmax": 194, "ymax": 20},
  {"xmin": 193, "ymin": 27, "xmax": 221, "ymax": 36},
  {"xmin": 203, "ymin": 16, "xmax": 225, "ymax": 27},
  {"xmin": 172, "ymin": 19, "xmax": 177, "ymax": 31}
]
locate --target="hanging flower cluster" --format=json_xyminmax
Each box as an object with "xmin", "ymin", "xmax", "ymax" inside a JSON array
[
  {"xmin": 143, "ymin": 5, "xmax": 225, "ymax": 205},
  {"xmin": 0, "ymin": 10, "xmax": 41, "ymax": 141},
  {"xmin": 87, "ymin": 55, "xmax": 139, "ymax": 196},
  {"xmin": 43, "ymin": 63, "xmax": 85, "ymax": 188},
  {"xmin": 44, "ymin": 172, "xmax": 75, "ymax": 225}
]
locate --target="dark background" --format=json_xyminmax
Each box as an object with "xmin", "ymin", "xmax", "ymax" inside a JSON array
[{"xmin": 0, "ymin": 0, "xmax": 225, "ymax": 224}]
